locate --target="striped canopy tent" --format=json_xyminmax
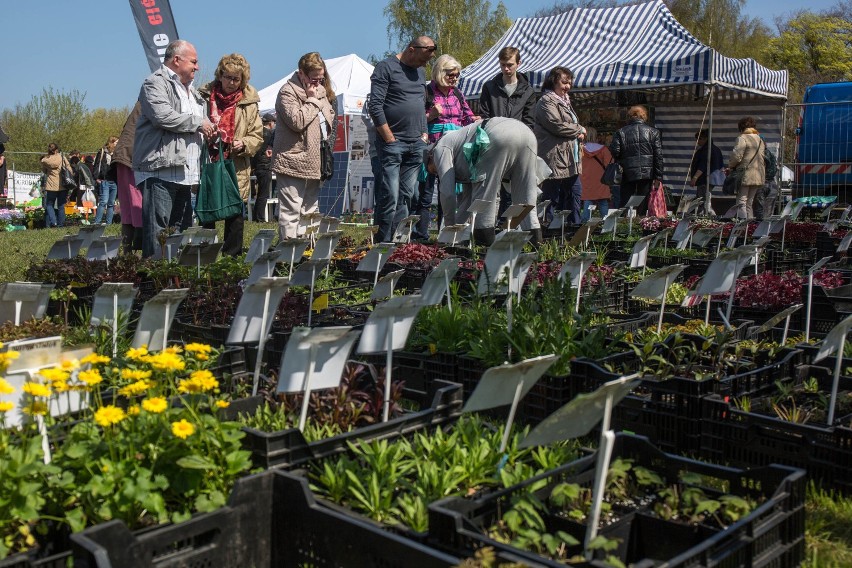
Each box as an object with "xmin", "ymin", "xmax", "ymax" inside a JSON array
[{"xmin": 460, "ymin": 0, "xmax": 789, "ymax": 190}]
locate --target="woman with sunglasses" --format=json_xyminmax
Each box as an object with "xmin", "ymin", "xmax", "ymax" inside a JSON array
[
  {"xmin": 413, "ymin": 54, "xmax": 480, "ymax": 240},
  {"xmin": 198, "ymin": 53, "xmax": 264, "ymax": 256},
  {"xmin": 272, "ymin": 52, "xmax": 336, "ymax": 240}
]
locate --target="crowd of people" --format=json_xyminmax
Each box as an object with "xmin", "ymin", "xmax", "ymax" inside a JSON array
[{"xmin": 28, "ymin": 38, "xmax": 776, "ymax": 257}]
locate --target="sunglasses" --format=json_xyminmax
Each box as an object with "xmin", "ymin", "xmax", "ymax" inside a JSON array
[
  {"xmin": 445, "ymin": 72, "xmax": 460, "ymax": 79},
  {"xmin": 412, "ymin": 45, "xmax": 438, "ymax": 52}
]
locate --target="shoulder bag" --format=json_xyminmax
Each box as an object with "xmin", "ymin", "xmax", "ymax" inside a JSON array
[
  {"xmin": 195, "ymin": 141, "xmax": 244, "ymax": 224},
  {"xmin": 722, "ymin": 140, "xmax": 762, "ymax": 195},
  {"xmin": 59, "ymin": 155, "xmax": 78, "ymax": 191},
  {"xmin": 600, "ymin": 157, "xmax": 622, "ymax": 186}
]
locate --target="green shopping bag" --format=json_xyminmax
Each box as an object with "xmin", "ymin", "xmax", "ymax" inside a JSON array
[{"xmin": 195, "ymin": 141, "xmax": 243, "ymax": 224}]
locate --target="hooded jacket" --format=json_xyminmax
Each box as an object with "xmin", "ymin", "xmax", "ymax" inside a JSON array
[
  {"xmin": 477, "ymin": 71, "xmax": 536, "ymax": 128},
  {"xmin": 271, "ymin": 76, "xmax": 336, "ymax": 180},
  {"xmin": 198, "ymin": 82, "xmax": 264, "ymax": 200},
  {"xmin": 610, "ymin": 119, "xmax": 664, "ymax": 183}
]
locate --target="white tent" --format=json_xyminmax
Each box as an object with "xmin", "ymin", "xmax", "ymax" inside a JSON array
[{"xmin": 258, "ymin": 53, "xmax": 374, "ymax": 116}]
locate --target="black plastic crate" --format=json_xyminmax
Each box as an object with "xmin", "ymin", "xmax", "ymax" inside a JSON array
[
  {"xmin": 456, "ymin": 355, "xmax": 486, "ymax": 402},
  {"xmin": 428, "ymin": 433, "xmax": 806, "ymax": 568},
  {"xmin": 768, "ymin": 247, "xmax": 817, "ymax": 274},
  {"xmin": 0, "ymin": 551, "xmax": 71, "ymax": 568},
  {"xmin": 207, "ymin": 345, "xmax": 248, "ymax": 380},
  {"xmin": 241, "ymin": 381, "xmax": 463, "ymax": 469},
  {"xmin": 612, "ymin": 394, "xmax": 703, "ymax": 455}
]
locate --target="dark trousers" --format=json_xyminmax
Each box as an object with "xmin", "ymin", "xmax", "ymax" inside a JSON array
[
  {"xmin": 253, "ymin": 171, "xmax": 273, "ymax": 221},
  {"xmin": 202, "ymin": 210, "xmax": 244, "ymax": 257},
  {"xmin": 541, "ymin": 175, "xmax": 582, "ymax": 225},
  {"xmin": 620, "ymin": 179, "xmax": 653, "ymax": 216}
]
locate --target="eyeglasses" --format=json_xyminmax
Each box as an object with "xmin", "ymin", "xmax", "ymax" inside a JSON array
[
  {"xmin": 445, "ymin": 72, "xmax": 460, "ymax": 79},
  {"xmin": 307, "ymin": 76, "xmax": 325, "ymax": 84},
  {"xmin": 412, "ymin": 45, "xmax": 438, "ymax": 52},
  {"xmin": 222, "ymin": 75, "xmax": 241, "ymax": 83}
]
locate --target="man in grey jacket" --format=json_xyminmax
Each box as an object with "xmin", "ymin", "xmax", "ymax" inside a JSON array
[{"xmin": 133, "ymin": 39, "xmax": 216, "ymax": 257}]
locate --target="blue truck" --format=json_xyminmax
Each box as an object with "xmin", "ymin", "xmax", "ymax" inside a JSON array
[{"xmin": 795, "ymin": 82, "xmax": 852, "ymax": 200}]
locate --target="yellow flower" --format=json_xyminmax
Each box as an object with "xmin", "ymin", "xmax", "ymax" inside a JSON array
[
  {"xmin": 164, "ymin": 346, "xmax": 183, "ymax": 355},
  {"xmin": 120, "ymin": 369, "xmax": 152, "ymax": 381},
  {"xmin": 22, "ymin": 382, "xmax": 51, "ymax": 398},
  {"xmin": 38, "ymin": 368, "xmax": 70, "ymax": 383},
  {"xmin": 127, "ymin": 405, "xmax": 140, "ymax": 416},
  {"xmin": 52, "ymin": 380, "xmax": 70, "ymax": 393},
  {"xmin": 171, "ymin": 419, "xmax": 195, "ymax": 439},
  {"xmin": 141, "ymin": 397, "xmax": 168, "ymax": 414},
  {"xmin": 118, "ymin": 380, "xmax": 152, "ymax": 397},
  {"xmin": 184, "ymin": 343, "xmax": 212, "ymax": 354},
  {"xmin": 178, "ymin": 370, "xmax": 219, "ymax": 394},
  {"xmin": 60, "ymin": 359, "xmax": 80, "ymax": 370},
  {"xmin": 0, "ymin": 351, "xmax": 20, "ymax": 370},
  {"xmin": 126, "ymin": 346, "xmax": 149, "ymax": 360},
  {"xmin": 0, "ymin": 401, "xmax": 14, "ymax": 412},
  {"xmin": 94, "ymin": 405, "xmax": 126, "ymax": 427},
  {"xmin": 215, "ymin": 400, "xmax": 230, "ymax": 409},
  {"xmin": 23, "ymin": 401, "xmax": 48, "ymax": 416},
  {"xmin": 78, "ymin": 369, "xmax": 103, "ymax": 386},
  {"xmin": 80, "ymin": 353, "xmax": 111, "ymax": 365},
  {"xmin": 0, "ymin": 378, "xmax": 14, "ymax": 395},
  {"xmin": 193, "ymin": 353, "xmax": 209, "ymax": 361},
  {"xmin": 144, "ymin": 351, "xmax": 186, "ymax": 372}
]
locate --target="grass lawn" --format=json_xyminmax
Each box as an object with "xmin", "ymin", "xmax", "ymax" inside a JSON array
[{"xmin": 1, "ymin": 220, "xmax": 851, "ymax": 564}]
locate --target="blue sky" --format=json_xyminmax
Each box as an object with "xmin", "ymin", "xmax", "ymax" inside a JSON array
[{"xmin": 2, "ymin": 0, "xmax": 835, "ymax": 112}]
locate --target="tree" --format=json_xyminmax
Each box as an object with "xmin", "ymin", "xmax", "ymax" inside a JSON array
[
  {"xmin": 383, "ymin": 0, "xmax": 513, "ymax": 67},
  {"xmin": 764, "ymin": 12, "xmax": 852, "ymax": 90},
  {"xmin": 1, "ymin": 88, "xmax": 128, "ymax": 172}
]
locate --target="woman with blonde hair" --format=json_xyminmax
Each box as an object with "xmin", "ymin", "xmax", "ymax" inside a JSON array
[
  {"xmin": 727, "ymin": 116, "xmax": 765, "ymax": 219},
  {"xmin": 199, "ymin": 53, "xmax": 264, "ymax": 255},
  {"xmin": 93, "ymin": 136, "xmax": 119, "ymax": 224},
  {"xmin": 271, "ymin": 52, "xmax": 336, "ymax": 240},
  {"xmin": 414, "ymin": 54, "xmax": 479, "ymax": 239}
]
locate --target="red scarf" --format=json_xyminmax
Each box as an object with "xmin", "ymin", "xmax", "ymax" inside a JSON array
[{"xmin": 209, "ymin": 82, "xmax": 243, "ymax": 160}]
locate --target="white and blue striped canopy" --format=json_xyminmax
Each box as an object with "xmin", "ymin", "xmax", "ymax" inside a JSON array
[{"xmin": 460, "ymin": 1, "xmax": 787, "ymax": 101}]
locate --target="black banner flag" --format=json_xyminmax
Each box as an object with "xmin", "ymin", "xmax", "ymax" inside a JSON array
[{"xmin": 128, "ymin": 0, "xmax": 179, "ymax": 72}]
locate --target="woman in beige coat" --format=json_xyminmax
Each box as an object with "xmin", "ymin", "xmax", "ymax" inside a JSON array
[
  {"xmin": 199, "ymin": 53, "xmax": 263, "ymax": 256},
  {"xmin": 727, "ymin": 116, "xmax": 765, "ymax": 220},
  {"xmin": 272, "ymin": 52, "xmax": 336, "ymax": 240},
  {"xmin": 40, "ymin": 142, "xmax": 70, "ymax": 227}
]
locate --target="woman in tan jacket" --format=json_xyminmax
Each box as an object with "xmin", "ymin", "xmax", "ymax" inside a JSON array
[
  {"xmin": 727, "ymin": 116, "xmax": 765, "ymax": 220},
  {"xmin": 40, "ymin": 142, "xmax": 69, "ymax": 227},
  {"xmin": 199, "ymin": 53, "xmax": 263, "ymax": 256},
  {"xmin": 272, "ymin": 52, "xmax": 336, "ymax": 240}
]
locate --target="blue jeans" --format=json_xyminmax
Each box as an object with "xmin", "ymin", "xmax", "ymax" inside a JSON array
[
  {"xmin": 541, "ymin": 175, "xmax": 582, "ymax": 225},
  {"xmin": 414, "ymin": 172, "xmax": 436, "ymax": 238},
  {"xmin": 141, "ymin": 178, "xmax": 194, "ymax": 258},
  {"xmin": 581, "ymin": 199, "xmax": 610, "ymax": 222},
  {"xmin": 374, "ymin": 138, "xmax": 425, "ymax": 243},
  {"xmin": 94, "ymin": 180, "xmax": 118, "ymax": 224},
  {"xmin": 44, "ymin": 190, "xmax": 68, "ymax": 227}
]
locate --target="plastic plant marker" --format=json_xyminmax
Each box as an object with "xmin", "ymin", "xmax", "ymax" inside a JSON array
[
  {"xmin": 623, "ymin": 194, "xmax": 645, "ymax": 234},
  {"xmin": 371, "ymin": 269, "xmax": 405, "ymax": 301},
  {"xmin": 46, "ymin": 234, "xmax": 85, "ymax": 260},
  {"xmin": 152, "ymin": 233, "xmax": 184, "ymax": 262},
  {"xmin": 178, "ymin": 242, "xmax": 223, "ymax": 278},
  {"xmin": 419, "ymin": 257, "xmax": 461, "ymax": 307},
  {"xmin": 650, "ymin": 227, "xmax": 673, "ymax": 250},
  {"xmin": 462, "ymin": 355, "xmax": 559, "ymax": 453},
  {"xmin": 549, "ymin": 210, "xmax": 573, "ymax": 244},
  {"xmin": 91, "ymin": 283, "xmax": 137, "ymax": 358},
  {"xmin": 244, "ymin": 229, "xmax": 277, "ymax": 264},
  {"xmin": 291, "ymin": 259, "xmax": 330, "ymax": 326},
  {"xmin": 813, "ymin": 313, "xmax": 852, "ymax": 425},
  {"xmin": 680, "ymin": 196, "xmax": 704, "ymax": 218},
  {"xmin": 275, "ymin": 238, "xmax": 311, "ymax": 279},
  {"xmin": 356, "ymin": 295, "xmax": 424, "ymax": 421},
  {"xmin": 630, "ymin": 264, "xmax": 687, "ymax": 332},
  {"xmin": 568, "ymin": 219, "xmax": 600, "ymax": 250},
  {"xmin": 672, "ymin": 218, "xmax": 692, "ymax": 242},
  {"xmin": 840, "ymin": 205, "xmax": 852, "ymax": 223},
  {"xmin": 536, "ymin": 199, "xmax": 551, "ymax": 222},
  {"xmin": 477, "ymin": 230, "xmax": 531, "ymax": 296},
  {"xmin": 85, "ymin": 236, "xmax": 123, "ymax": 266},
  {"xmin": 692, "ymin": 227, "xmax": 722, "ymax": 248},
  {"xmin": 318, "ymin": 216, "xmax": 341, "ymax": 234},
  {"xmin": 467, "ymin": 199, "xmax": 492, "ymax": 247},
  {"xmin": 806, "ymin": 256, "xmax": 835, "ymax": 341},
  {"xmin": 558, "ymin": 251, "xmax": 598, "ymax": 313},
  {"xmin": 837, "ymin": 232, "xmax": 852, "ymax": 254},
  {"xmin": 750, "ymin": 304, "xmax": 802, "ymax": 344},
  {"xmin": 132, "ymin": 288, "xmax": 189, "ymax": 351},
  {"xmin": 693, "ymin": 248, "xmax": 753, "ymax": 323},
  {"xmin": 0, "ymin": 282, "xmax": 46, "ymax": 326},
  {"xmin": 246, "ymin": 250, "xmax": 285, "ymax": 286},
  {"xmin": 356, "ymin": 242, "xmax": 397, "ymax": 287},
  {"xmin": 76, "ymin": 223, "xmax": 106, "ymax": 249},
  {"xmin": 298, "ymin": 211, "xmax": 324, "ymax": 237},
  {"xmin": 675, "ymin": 231, "xmax": 692, "ymax": 250},
  {"xmin": 186, "ymin": 228, "xmax": 218, "ymax": 245},
  {"xmin": 501, "ymin": 203, "xmax": 535, "ymax": 230},
  {"xmin": 275, "ymin": 326, "xmax": 361, "ymax": 430},
  {"xmin": 312, "ymin": 231, "xmax": 342, "ymax": 262},
  {"xmin": 601, "ymin": 208, "xmax": 623, "ymax": 236},
  {"xmin": 437, "ymin": 223, "xmax": 470, "ymax": 245},
  {"xmin": 392, "ymin": 215, "xmax": 420, "ymax": 243},
  {"xmin": 512, "ymin": 253, "xmax": 537, "ymax": 299},
  {"xmin": 726, "ymin": 220, "xmax": 749, "ymax": 249}
]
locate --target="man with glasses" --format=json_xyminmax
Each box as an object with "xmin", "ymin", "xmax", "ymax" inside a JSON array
[
  {"xmin": 368, "ymin": 36, "xmax": 435, "ymax": 242},
  {"xmin": 133, "ymin": 39, "xmax": 217, "ymax": 257}
]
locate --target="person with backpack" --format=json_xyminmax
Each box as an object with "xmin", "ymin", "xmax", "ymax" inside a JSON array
[{"xmin": 412, "ymin": 54, "xmax": 479, "ymax": 240}]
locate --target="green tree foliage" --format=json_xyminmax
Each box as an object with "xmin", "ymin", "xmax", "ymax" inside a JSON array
[
  {"xmin": 666, "ymin": 0, "xmax": 773, "ymax": 63},
  {"xmin": 764, "ymin": 12, "xmax": 852, "ymax": 90},
  {"xmin": 383, "ymin": 0, "xmax": 513, "ymax": 67},
  {"xmin": 1, "ymin": 88, "xmax": 128, "ymax": 172}
]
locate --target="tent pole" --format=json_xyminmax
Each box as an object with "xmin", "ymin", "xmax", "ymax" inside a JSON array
[{"xmin": 707, "ymin": 82, "xmax": 715, "ymax": 213}]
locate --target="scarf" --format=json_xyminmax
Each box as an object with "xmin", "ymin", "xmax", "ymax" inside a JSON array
[{"xmin": 209, "ymin": 82, "xmax": 243, "ymax": 160}]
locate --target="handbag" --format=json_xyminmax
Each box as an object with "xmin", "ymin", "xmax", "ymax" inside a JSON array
[
  {"xmin": 647, "ymin": 180, "xmax": 668, "ymax": 218},
  {"xmin": 195, "ymin": 141, "xmax": 244, "ymax": 224},
  {"xmin": 600, "ymin": 160, "xmax": 622, "ymax": 186},
  {"xmin": 60, "ymin": 155, "xmax": 78, "ymax": 191},
  {"xmin": 709, "ymin": 168, "xmax": 726, "ymax": 187},
  {"xmin": 722, "ymin": 140, "xmax": 763, "ymax": 195},
  {"xmin": 320, "ymin": 137, "xmax": 334, "ymax": 181}
]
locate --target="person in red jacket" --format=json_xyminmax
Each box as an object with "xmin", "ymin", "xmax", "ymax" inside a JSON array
[{"xmin": 579, "ymin": 127, "xmax": 612, "ymax": 221}]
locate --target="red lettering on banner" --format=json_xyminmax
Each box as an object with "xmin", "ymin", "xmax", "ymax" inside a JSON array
[
  {"xmin": 149, "ymin": 14, "xmax": 163, "ymax": 25},
  {"xmin": 141, "ymin": 0, "xmax": 156, "ymax": 8},
  {"xmin": 141, "ymin": 1, "xmax": 162, "ymax": 25}
]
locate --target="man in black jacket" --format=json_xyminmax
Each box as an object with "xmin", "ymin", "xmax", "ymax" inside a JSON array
[
  {"xmin": 610, "ymin": 105, "xmax": 664, "ymax": 216},
  {"xmin": 477, "ymin": 46, "xmax": 537, "ymax": 224},
  {"xmin": 252, "ymin": 113, "xmax": 276, "ymax": 221}
]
